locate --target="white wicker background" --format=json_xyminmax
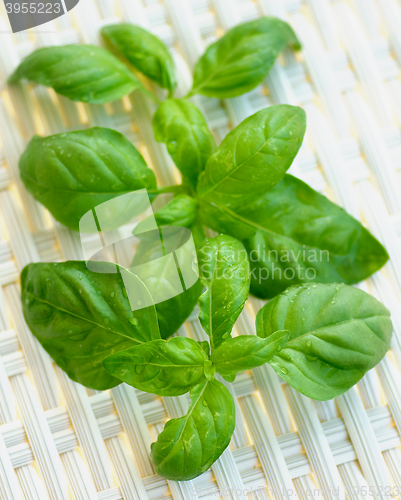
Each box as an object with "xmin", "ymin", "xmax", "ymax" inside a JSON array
[{"xmin": 0, "ymin": 0, "xmax": 401, "ymax": 499}]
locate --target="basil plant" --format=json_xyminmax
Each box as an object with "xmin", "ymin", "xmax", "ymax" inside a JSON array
[{"xmin": 12, "ymin": 18, "xmax": 392, "ymax": 481}]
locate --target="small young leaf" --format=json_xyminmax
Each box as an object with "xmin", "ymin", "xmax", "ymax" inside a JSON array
[
  {"xmin": 134, "ymin": 195, "xmax": 198, "ymax": 234},
  {"xmin": 190, "ymin": 17, "xmax": 300, "ymax": 98},
  {"xmin": 103, "ymin": 337, "xmax": 207, "ymax": 396},
  {"xmin": 153, "ymin": 99, "xmax": 216, "ymax": 187},
  {"xmin": 212, "ymin": 330, "xmax": 289, "ymax": 376},
  {"xmin": 256, "ymin": 283, "xmax": 393, "ymax": 400},
  {"xmin": 203, "ymin": 360, "xmax": 216, "ymax": 381},
  {"xmin": 150, "ymin": 379, "xmax": 235, "ymax": 480},
  {"xmin": 8, "ymin": 45, "xmax": 140, "ymax": 103},
  {"xmin": 199, "ymin": 174, "xmax": 389, "ymax": 298},
  {"xmin": 198, "ymin": 235, "xmax": 250, "ymax": 349},
  {"xmin": 19, "ymin": 127, "xmax": 157, "ymax": 231},
  {"xmin": 101, "ymin": 23, "xmax": 177, "ymax": 92},
  {"xmin": 21, "ymin": 261, "xmax": 160, "ymax": 390},
  {"xmin": 197, "ymin": 105, "xmax": 306, "ymax": 209}
]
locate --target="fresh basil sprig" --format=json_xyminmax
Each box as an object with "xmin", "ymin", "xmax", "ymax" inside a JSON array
[
  {"xmin": 8, "ymin": 45, "xmax": 141, "ymax": 103},
  {"xmin": 101, "ymin": 24, "xmax": 177, "ymax": 94},
  {"xmin": 256, "ymin": 283, "xmax": 393, "ymax": 400},
  {"xmin": 15, "ymin": 17, "xmax": 394, "ymax": 484},
  {"xmin": 189, "ymin": 17, "xmax": 301, "ymax": 98},
  {"xmin": 19, "ymin": 127, "xmax": 157, "ymax": 231}
]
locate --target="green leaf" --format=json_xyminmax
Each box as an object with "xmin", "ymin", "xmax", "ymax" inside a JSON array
[
  {"xmin": 131, "ymin": 227, "xmax": 202, "ymax": 339},
  {"xmin": 150, "ymin": 379, "xmax": 235, "ymax": 480},
  {"xmin": 198, "ymin": 235, "xmax": 250, "ymax": 349},
  {"xmin": 21, "ymin": 261, "xmax": 160, "ymax": 390},
  {"xmin": 8, "ymin": 45, "xmax": 141, "ymax": 103},
  {"xmin": 155, "ymin": 283, "xmax": 203, "ymax": 339},
  {"xmin": 199, "ymin": 174, "xmax": 389, "ymax": 298},
  {"xmin": 103, "ymin": 337, "xmax": 207, "ymax": 396},
  {"xmin": 19, "ymin": 127, "xmax": 157, "ymax": 231},
  {"xmin": 153, "ymin": 99, "xmax": 216, "ymax": 187},
  {"xmin": 203, "ymin": 360, "xmax": 216, "ymax": 381},
  {"xmin": 212, "ymin": 330, "xmax": 289, "ymax": 376},
  {"xmin": 101, "ymin": 23, "xmax": 176, "ymax": 92},
  {"xmin": 256, "ymin": 283, "xmax": 393, "ymax": 400},
  {"xmin": 198, "ymin": 341, "xmax": 210, "ymax": 357},
  {"xmin": 196, "ymin": 105, "xmax": 306, "ymax": 208},
  {"xmin": 134, "ymin": 195, "xmax": 198, "ymax": 234},
  {"xmin": 190, "ymin": 17, "xmax": 300, "ymax": 98}
]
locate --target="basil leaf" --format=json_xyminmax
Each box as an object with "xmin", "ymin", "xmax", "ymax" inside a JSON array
[
  {"xmin": 132, "ymin": 227, "xmax": 202, "ymax": 339},
  {"xmin": 156, "ymin": 281, "xmax": 203, "ymax": 339},
  {"xmin": 21, "ymin": 261, "xmax": 160, "ymax": 390},
  {"xmin": 256, "ymin": 283, "xmax": 393, "ymax": 400},
  {"xmin": 199, "ymin": 174, "xmax": 389, "ymax": 298},
  {"xmin": 198, "ymin": 235, "xmax": 250, "ymax": 349},
  {"xmin": 103, "ymin": 337, "xmax": 207, "ymax": 396},
  {"xmin": 19, "ymin": 127, "xmax": 157, "ymax": 231},
  {"xmin": 198, "ymin": 341, "xmax": 210, "ymax": 357},
  {"xmin": 8, "ymin": 45, "xmax": 140, "ymax": 103},
  {"xmin": 196, "ymin": 105, "xmax": 306, "ymax": 208},
  {"xmin": 134, "ymin": 195, "xmax": 198, "ymax": 234},
  {"xmin": 190, "ymin": 17, "xmax": 300, "ymax": 98},
  {"xmin": 101, "ymin": 23, "xmax": 177, "ymax": 92},
  {"xmin": 153, "ymin": 99, "xmax": 216, "ymax": 187},
  {"xmin": 212, "ymin": 330, "xmax": 289, "ymax": 376},
  {"xmin": 150, "ymin": 379, "xmax": 235, "ymax": 480}
]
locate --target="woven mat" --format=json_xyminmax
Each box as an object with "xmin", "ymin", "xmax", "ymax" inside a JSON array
[{"xmin": 0, "ymin": 0, "xmax": 401, "ymax": 499}]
